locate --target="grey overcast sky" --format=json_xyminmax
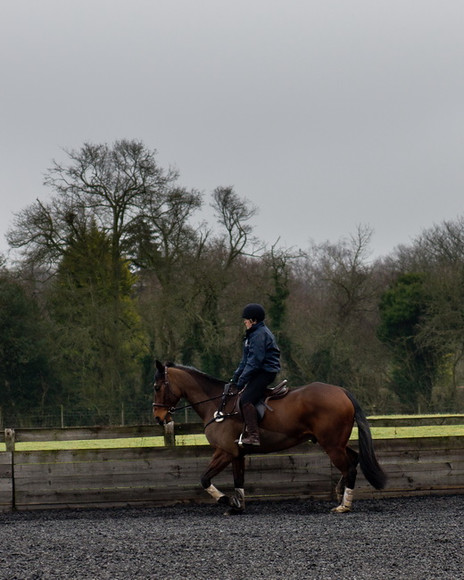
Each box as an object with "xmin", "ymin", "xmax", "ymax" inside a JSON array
[{"xmin": 1, "ymin": 0, "xmax": 464, "ymax": 260}]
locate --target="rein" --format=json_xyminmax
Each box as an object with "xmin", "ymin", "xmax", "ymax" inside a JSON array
[{"xmin": 152, "ymin": 395, "xmax": 224, "ymax": 414}]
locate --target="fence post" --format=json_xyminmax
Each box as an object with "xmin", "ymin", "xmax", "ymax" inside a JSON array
[
  {"xmin": 164, "ymin": 421, "xmax": 176, "ymax": 446},
  {"xmin": 5, "ymin": 428, "xmax": 15, "ymax": 453},
  {"xmin": 5, "ymin": 429, "xmax": 15, "ymax": 510}
]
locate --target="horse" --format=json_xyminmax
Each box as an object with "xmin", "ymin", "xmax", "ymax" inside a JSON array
[{"xmin": 152, "ymin": 360, "xmax": 387, "ymax": 514}]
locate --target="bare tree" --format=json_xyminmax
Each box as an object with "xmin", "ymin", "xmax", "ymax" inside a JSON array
[
  {"xmin": 287, "ymin": 226, "xmax": 388, "ymax": 408},
  {"xmin": 8, "ymin": 140, "xmax": 180, "ymax": 272},
  {"xmin": 211, "ymin": 186, "xmax": 258, "ymax": 266}
]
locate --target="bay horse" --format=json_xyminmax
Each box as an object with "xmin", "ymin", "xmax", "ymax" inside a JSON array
[{"xmin": 153, "ymin": 360, "xmax": 387, "ymax": 514}]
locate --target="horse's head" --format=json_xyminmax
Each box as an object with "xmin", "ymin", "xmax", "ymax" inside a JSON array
[{"xmin": 152, "ymin": 360, "xmax": 181, "ymax": 425}]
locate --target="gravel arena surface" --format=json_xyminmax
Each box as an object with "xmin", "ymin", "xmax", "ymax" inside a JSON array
[{"xmin": 0, "ymin": 495, "xmax": 462, "ymax": 580}]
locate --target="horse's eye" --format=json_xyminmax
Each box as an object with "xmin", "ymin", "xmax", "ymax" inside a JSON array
[{"xmin": 154, "ymin": 384, "xmax": 160, "ymax": 392}]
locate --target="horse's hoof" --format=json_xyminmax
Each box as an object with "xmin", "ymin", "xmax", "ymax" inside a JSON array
[
  {"xmin": 331, "ymin": 504, "xmax": 351, "ymax": 513},
  {"xmin": 217, "ymin": 495, "xmax": 230, "ymax": 506}
]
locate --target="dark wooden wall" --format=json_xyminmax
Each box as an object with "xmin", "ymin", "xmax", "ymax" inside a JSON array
[{"xmin": 1, "ymin": 426, "xmax": 463, "ymax": 512}]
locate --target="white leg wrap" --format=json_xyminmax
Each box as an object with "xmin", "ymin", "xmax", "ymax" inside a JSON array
[
  {"xmin": 342, "ymin": 487, "xmax": 354, "ymax": 509},
  {"xmin": 206, "ymin": 484, "xmax": 225, "ymax": 501},
  {"xmin": 332, "ymin": 487, "xmax": 354, "ymax": 513}
]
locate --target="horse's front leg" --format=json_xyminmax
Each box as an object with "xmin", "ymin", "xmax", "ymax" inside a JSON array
[
  {"xmin": 200, "ymin": 449, "xmax": 246, "ymax": 515},
  {"xmin": 224, "ymin": 455, "xmax": 245, "ymax": 516},
  {"xmin": 201, "ymin": 448, "xmax": 234, "ymax": 505}
]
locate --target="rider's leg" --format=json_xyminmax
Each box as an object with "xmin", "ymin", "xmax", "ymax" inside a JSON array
[
  {"xmin": 238, "ymin": 371, "xmax": 276, "ymax": 446},
  {"xmin": 240, "ymin": 402, "xmax": 260, "ymax": 445}
]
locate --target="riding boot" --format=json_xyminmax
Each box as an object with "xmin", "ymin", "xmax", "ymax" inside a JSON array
[{"xmin": 240, "ymin": 402, "xmax": 260, "ymax": 446}]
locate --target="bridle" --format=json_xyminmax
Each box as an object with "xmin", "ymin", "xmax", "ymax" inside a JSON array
[
  {"xmin": 152, "ymin": 365, "xmax": 180, "ymax": 414},
  {"xmin": 152, "ymin": 365, "xmax": 230, "ymax": 416}
]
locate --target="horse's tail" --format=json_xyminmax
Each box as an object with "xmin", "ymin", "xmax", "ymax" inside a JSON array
[{"xmin": 344, "ymin": 390, "xmax": 387, "ymax": 490}]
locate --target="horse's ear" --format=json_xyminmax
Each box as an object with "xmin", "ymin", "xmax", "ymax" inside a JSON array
[{"xmin": 155, "ymin": 360, "xmax": 164, "ymax": 374}]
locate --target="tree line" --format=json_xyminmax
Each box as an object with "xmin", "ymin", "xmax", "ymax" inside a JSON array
[{"xmin": 1, "ymin": 139, "xmax": 464, "ymax": 426}]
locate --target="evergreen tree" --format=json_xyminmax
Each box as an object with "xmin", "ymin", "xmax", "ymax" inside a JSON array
[
  {"xmin": 378, "ymin": 273, "xmax": 444, "ymax": 411},
  {"xmin": 48, "ymin": 224, "xmax": 148, "ymax": 419},
  {"xmin": 0, "ymin": 274, "xmax": 58, "ymax": 423}
]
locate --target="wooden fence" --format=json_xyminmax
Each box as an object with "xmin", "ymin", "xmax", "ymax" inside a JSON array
[{"xmin": 1, "ymin": 422, "xmax": 463, "ymax": 512}]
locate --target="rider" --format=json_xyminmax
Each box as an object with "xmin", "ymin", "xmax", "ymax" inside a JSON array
[{"xmin": 231, "ymin": 303, "xmax": 281, "ymax": 446}]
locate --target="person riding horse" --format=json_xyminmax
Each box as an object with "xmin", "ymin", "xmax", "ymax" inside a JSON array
[{"xmin": 231, "ymin": 303, "xmax": 281, "ymax": 446}]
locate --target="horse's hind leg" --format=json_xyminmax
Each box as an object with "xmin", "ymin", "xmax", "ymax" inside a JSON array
[
  {"xmin": 327, "ymin": 446, "xmax": 359, "ymax": 513},
  {"xmin": 335, "ymin": 447, "xmax": 359, "ymax": 500}
]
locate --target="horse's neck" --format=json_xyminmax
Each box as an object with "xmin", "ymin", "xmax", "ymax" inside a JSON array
[{"xmin": 173, "ymin": 369, "xmax": 221, "ymax": 420}]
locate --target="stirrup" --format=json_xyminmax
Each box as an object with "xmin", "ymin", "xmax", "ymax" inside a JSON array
[{"xmin": 239, "ymin": 433, "xmax": 260, "ymax": 446}]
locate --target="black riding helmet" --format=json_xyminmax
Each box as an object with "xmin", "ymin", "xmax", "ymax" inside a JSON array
[{"xmin": 242, "ymin": 303, "xmax": 265, "ymax": 322}]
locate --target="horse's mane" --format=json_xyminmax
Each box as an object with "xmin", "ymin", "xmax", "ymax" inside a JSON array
[{"xmin": 165, "ymin": 362, "xmax": 226, "ymax": 388}]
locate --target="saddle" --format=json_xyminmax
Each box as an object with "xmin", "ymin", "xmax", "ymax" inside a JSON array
[
  {"xmin": 213, "ymin": 380, "xmax": 289, "ymax": 425},
  {"xmin": 255, "ymin": 379, "xmax": 289, "ymax": 420},
  {"xmin": 265, "ymin": 379, "xmax": 289, "ymax": 399}
]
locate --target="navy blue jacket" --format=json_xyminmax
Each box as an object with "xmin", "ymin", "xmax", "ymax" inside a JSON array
[{"xmin": 233, "ymin": 321, "xmax": 281, "ymax": 387}]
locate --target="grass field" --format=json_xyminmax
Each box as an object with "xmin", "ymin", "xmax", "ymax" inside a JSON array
[{"xmin": 1, "ymin": 423, "xmax": 462, "ymax": 452}]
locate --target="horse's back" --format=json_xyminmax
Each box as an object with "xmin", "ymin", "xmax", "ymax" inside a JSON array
[
  {"xmin": 293, "ymin": 381, "xmax": 352, "ymax": 408},
  {"xmin": 261, "ymin": 381, "xmax": 355, "ymax": 444}
]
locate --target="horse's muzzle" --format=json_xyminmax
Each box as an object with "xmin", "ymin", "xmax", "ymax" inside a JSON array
[
  {"xmin": 153, "ymin": 407, "xmax": 172, "ymax": 426},
  {"xmin": 155, "ymin": 416, "xmax": 168, "ymax": 426}
]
